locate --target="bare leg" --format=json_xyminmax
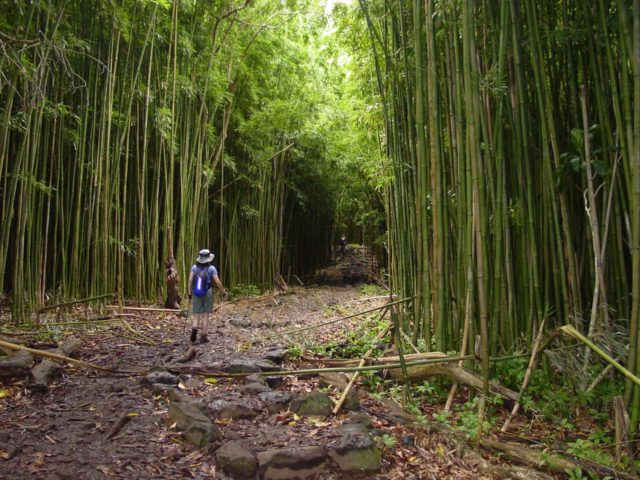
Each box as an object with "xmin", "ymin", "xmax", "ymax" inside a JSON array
[
  {"xmin": 202, "ymin": 313, "xmax": 209, "ymax": 335},
  {"xmin": 190, "ymin": 313, "xmax": 201, "ymax": 342}
]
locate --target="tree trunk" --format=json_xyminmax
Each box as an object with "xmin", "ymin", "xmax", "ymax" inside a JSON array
[{"xmin": 164, "ymin": 255, "xmax": 181, "ymax": 309}]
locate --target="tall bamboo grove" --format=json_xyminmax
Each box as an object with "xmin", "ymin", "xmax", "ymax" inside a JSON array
[
  {"xmin": 0, "ymin": 2, "xmax": 347, "ymax": 320},
  {"xmin": 359, "ymin": 0, "xmax": 640, "ymax": 428}
]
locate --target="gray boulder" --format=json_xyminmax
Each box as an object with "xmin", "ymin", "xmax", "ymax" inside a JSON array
[
  {"xmin": 239, "ymin": 382, "xmax": 271, "ymax": 395},
  {"xmin": 257, "ymin": 446, "xmax": 326, "ymax": 479},
  {"xmin": 223, "ymin": 358, "xmax": 280, "ymax": 374},
  {"xmin": 140, "ymin": 371, "xmax": 179, "ymax": 386},
  {"xmin": 290, "ymin": 392, "xmax": 333, "ymax": 417},
  {"xmin": 258, "ymin": 391, "xmax": 293, "ymax": 413},
  {"xmin": 169, "ymin": 401, "xmax": 222, "ymax": 448},
  {"xmin": 209, "ymin": 399, "xmax": 259, "ymax": 419},
  {"xmin": 263, "ymin": 348, "xmax": 289, "ymax": 364},
  {"xmin": 245, "ymin": 373, "xmax": 267, "ymax": 385},
  {"xmin": 327, "ymin": 424, "xmax": 381, "ymax": 473},
  {"xmin": 215, "ymin": 441, "xmax": 257, "ymax": 478}
]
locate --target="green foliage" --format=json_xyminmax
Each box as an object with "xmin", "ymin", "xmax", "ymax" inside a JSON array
[
  {"xmin": 455, "ymin": 397, "xmax": 494, "ymax": 441},
  {"xmin": 564, "ymin": 467, "xmax": 588, "ymax": 480},
  {"xmin": 375, "ymin": 433, "xmax": 397, "ymax": 449},
  {"xmin": 311, "ymin": 316, "xmax": 387, "ymax": 359},
  {"xmin": 567, "ymin": 438, "xmax": 614, "ymax": 467},
  {"xmin": 359, "ymin": 284, "xmax": 387, "ymax": 296},
  {"xmin": 228, "ymin": 284, "xmax": 261, "ymax": 299},
  {"xmin": 287, "ymin": 345, "xmax": 304, "ymax": 360}
]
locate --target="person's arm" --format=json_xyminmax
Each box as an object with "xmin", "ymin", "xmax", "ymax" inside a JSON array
[
  {"xmin": 187, "ymin": 271, "xmax": 194, "ymax": 299},
  {"xmin": 212, "ymin": 274, "xmax": 227, "ymax": 296}
]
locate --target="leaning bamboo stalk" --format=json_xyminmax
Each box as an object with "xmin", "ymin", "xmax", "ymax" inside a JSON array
[
  {"xmin": 580, "ymin": 85, "xmax": 610, "ymax": 375},
  {"xmin": 445, "ymin": 276, "xmax": 473, "ymax": 411},
  {"xmin": 320, "ymin": 351, "xmax": 448, "ymax": 367},
  {"xmin": 333, "ymin": 319, "xmax": 391, "ymax": 414},
  {"xmin": 560, "ymin": 325, "xmax": 640, "ymax": 387},
  {"xmin": 501, "ymin": 318, "xmax": 547, "ymax": 432},
  {"xmin": 587, "ymin": 361, "xmax": 619, "ymax": 393}
]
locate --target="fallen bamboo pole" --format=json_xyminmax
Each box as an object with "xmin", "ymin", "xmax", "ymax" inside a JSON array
[
  {"xmin": 121, "ymin": 319, "xmax": 157, "ymax": 346},
  {"xmin": 38, "ymin": 293, "xmax": 115, "ymax": 312},
  {"xmin": 170, "ymin": 354, "xmax": 477, "ymax": 378},
  {"xmin": 107, "ymin": 305, "xmax": 186, "ymax": 313},
  {"xmin": 0, "ymin": 339, "xmax": 148, "ymax": 375},
  {"xmin": 333, "ymin": 310, "xmax": 392, "ymax": 414},
  {"xmin": 264, "ymin": 296, "xmax": 414, "ymax": 339}
]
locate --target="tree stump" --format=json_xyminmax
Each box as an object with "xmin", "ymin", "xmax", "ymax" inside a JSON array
[{"xmin": 164, "ymin": 256, "xmax": 181, "ymax": 309}]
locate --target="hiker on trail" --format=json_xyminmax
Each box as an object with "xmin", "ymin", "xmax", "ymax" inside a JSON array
[
  {"xmin": 187, "ymin": 249, "xmax": 227, "ymax": 344},
  {"xmin": 338, "ymin": 234, "xmax": 347, "ymax": 256}
]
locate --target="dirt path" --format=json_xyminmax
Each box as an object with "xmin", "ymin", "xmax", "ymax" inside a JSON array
[{"xmin": 0, "ymin": 286, "xmax": 493, "ymax": 479}]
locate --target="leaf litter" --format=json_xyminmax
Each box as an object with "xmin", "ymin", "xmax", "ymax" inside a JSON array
[{"xmin": 0, "ymin": 285, "xmax": 525, "ymax": 479}]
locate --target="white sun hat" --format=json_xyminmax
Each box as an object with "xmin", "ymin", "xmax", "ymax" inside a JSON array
[{"xmin": 196, "ymin": 249, "xmax": 215, "ymax": 264}]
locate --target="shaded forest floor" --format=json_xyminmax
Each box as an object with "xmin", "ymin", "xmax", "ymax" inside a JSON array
[{"xmin": 0, "ymin": 285, "xmax": 595, "ymax": 479}]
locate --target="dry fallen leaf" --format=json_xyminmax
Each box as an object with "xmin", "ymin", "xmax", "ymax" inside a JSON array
[
  {"xmin": 33, "ymin": 452, "xmax": 45, "ymax": 468},
  {"xmin": 96, "ymin": 465, "xmax": 113, "ymax": 475}
]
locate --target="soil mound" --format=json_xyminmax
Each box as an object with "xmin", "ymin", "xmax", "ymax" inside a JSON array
[{"xmin": 315, "ymin": 245, "xmax": 376, "ymax": 285}]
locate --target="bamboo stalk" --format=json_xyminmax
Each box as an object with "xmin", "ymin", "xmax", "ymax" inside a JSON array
[
  {"xmin": 332, "ymin": 317, "xmax": 391, "ymax": 414},
  {"xmin": 37, "ymin": 294, "xmax": 115, "ymax": 312},
  {"xmin": 560, "ymin": 325, "xmax": 640, "ymax": 387},
  {"xmin": 0, "ymin": 339, "xmax": 147, "ymax": 375},
  {"xmin": 501, "ymin": 318, "xmax": 547, "ymax": 432}
]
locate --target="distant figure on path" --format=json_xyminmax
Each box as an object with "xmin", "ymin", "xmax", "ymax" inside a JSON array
[
  {"xmin": 338, "ymin": 234, "xmax": 347, "ymax": 257},
  {"xmin": 188, "ymin": 249, "xmax": 227, "ymax": 343}
]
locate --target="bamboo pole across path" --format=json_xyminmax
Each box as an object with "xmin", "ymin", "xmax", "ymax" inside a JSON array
[
  {"xmin": 264, "ymin": 296, "xmax": 414, "ymax": 339},
  {"xmin": 0, "ymin": 339, "xmax": 148, "ymax": 375},
  {"xmin": 0, "ymin": 337, "xmax": 476, "ymax": 380},
  {"xmin": 38, "ymin": 293, "xmax": 115, "ymax": 312}
]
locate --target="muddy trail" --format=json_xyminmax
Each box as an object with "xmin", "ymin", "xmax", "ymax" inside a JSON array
[{"xmin": 0, "ymin": 286, "xmax": 537, "ymax": 480}]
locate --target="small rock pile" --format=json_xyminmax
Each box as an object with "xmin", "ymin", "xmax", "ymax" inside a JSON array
[{"xmin": 315, "ymin": 245, "xmax": 377, "ymax": 285}]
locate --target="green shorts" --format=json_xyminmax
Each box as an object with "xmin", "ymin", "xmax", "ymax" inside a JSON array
[{"xmin": 192, "ymin": 289, "xmax": 214, "ymax": 313}]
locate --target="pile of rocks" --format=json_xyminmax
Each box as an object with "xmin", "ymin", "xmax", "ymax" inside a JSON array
[
  {"xmin": 315, "ymin": 245, "xmax": 377, "ymax": 285},
  {"xmin": 140, "ymin": 346, "xmax": 382, "ymax": 479}
]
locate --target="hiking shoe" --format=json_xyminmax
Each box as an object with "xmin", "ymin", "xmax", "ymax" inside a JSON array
[
  {"xmin": 190, "ymin": 328, "xmax": 198, "ymax": 343},
  {"xmin": 199, "ymin": 334, "xmax": 209, "ymax": 344}
]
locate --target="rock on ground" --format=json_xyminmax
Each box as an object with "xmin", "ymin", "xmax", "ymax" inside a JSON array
[
  {"xmin": 215, "ymin": 441, "xmax": 257, "ymax": 478},
  {"xmin": 239, "ymin": 382, "xmax": 271, "ymax": 395},
  {"xmin": 327, "ymin": 423, "xmax": 381, "ymax": 473},
  {"xmin": 140, "ymin": 371, "xmax": 180, "ymax": 386},
  {"xmin": 208, "ymin": 399, "xmax": 260, "ymax": 419},
  {"xmin": 290, "ymin": 392, "xmax": 333, "ymax": 417},
  {"xmin": 263, "ymin": 348, "xmax": 289, "ymax": 364},
  {"xmin": 169, "ymin": 400, "xmax": 222, "ymax": 447},
  {"xmin": 223, "ymin": 358, "xmax": 279, "ymax": 374},
  {"xmin": 258, "ymin": 391, "xmax": 293, "ymax": 413},
  {"xmin": 257, "ymin": 446, "xmax": 326, "ymax": 480}
]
